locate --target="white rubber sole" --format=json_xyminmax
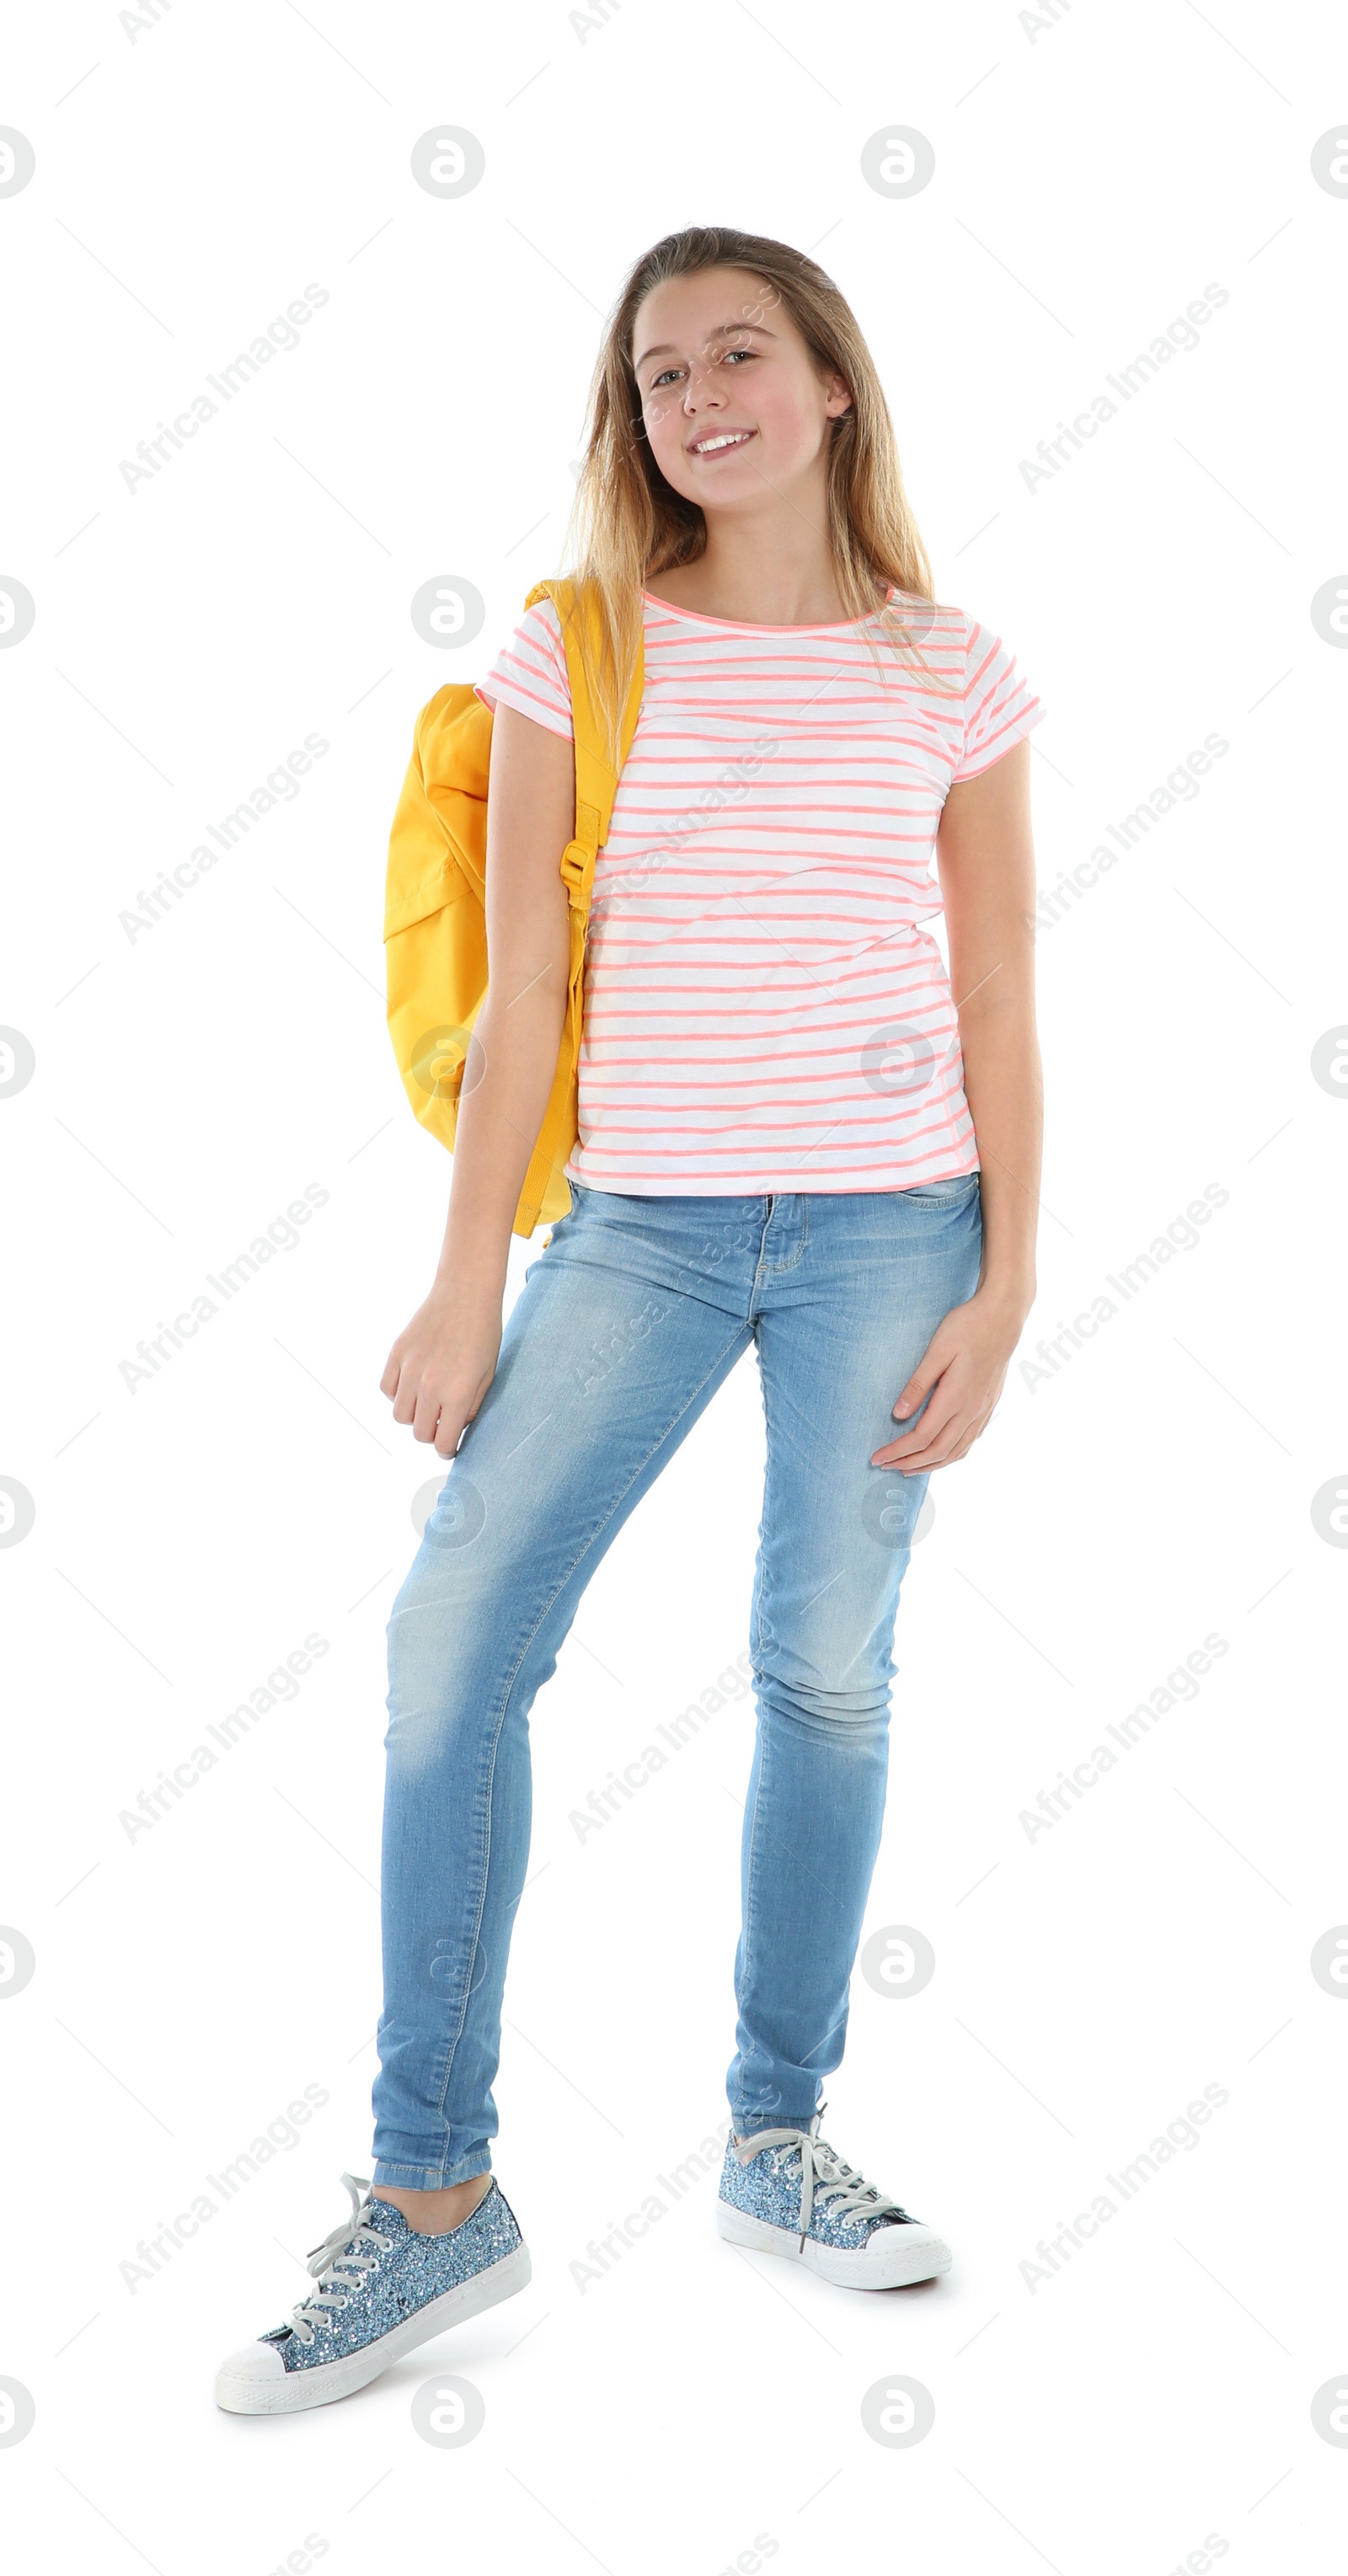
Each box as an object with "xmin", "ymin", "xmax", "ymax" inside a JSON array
[
  {"xmin": 215, "ymin": 2241, "xmax": 532, "ymax": 2415},
  {"xmin": 717, "ymin": 2200, "xmax": 950, "ymax": 2289}
]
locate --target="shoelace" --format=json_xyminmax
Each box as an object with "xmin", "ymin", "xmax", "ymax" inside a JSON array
[
  {"xmin": 286, "ymin": 2173, "xmax": 395, "ymax": 2346},
  {"xmin": 733, "ymin": 2107, "xmax": 910, "ymax": 2244}
]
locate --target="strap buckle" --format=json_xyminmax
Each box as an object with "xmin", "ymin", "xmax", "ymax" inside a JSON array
[{"xmin": 559, "ymin": 838, "xmax": 592, "ymax": 893}]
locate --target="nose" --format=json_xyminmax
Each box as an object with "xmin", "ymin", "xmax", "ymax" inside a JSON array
[{"xmin": 681, "ymin": 353, "xmax": 727, "ymax": 415}]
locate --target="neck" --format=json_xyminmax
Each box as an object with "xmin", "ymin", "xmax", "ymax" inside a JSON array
[{"xmin": 653, "ymin": 463, "xmax": 876, "ymax": 626}]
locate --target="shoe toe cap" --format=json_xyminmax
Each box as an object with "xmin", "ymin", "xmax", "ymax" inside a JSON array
[
  {"xmin": 216, "ymin": 2339, "xmax": 290, "ymax": 2404},
  {"xmin": 879, "ymin": 2220, "xmax": 951, "ymax": 2271}
]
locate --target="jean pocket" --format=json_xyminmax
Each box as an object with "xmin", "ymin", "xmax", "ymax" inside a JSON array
[{"xmin": 901, "ymin": 1172, "xmax": 980, "ymax": 1203}]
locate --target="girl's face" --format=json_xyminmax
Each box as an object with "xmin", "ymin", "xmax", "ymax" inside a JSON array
[{"xmin": 630, "ymin": 265, "xmax": 852, "ymax": 515}]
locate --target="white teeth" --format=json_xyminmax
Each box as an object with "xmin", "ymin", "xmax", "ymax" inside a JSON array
[{"xmin": 693, "ymin": 431, "xmax": 751, "ymax": 453}]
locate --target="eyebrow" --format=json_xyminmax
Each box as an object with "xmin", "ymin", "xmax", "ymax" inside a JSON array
[{"xmin": 634, "ymin": 322, "xmax": 778, "ymax": 372}]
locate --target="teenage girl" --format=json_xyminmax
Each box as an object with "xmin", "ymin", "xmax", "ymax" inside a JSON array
[{"xmin": 217, "ymin": 224, "xmax": 1044, "ymax": 2413}]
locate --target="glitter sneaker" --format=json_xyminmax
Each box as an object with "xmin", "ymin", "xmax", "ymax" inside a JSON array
[
  {"xmin": 215, "ymin": 2171, "xmax": 531, "ymax": 2414},
  {"xmin": 717, "ymin": 2109, "xmax": 951, "ymax": 2289}
]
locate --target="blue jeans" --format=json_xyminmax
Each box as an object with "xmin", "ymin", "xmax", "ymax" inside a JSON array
[{"xmin": 372, "ymin": 1175, "xmax": 983, "ymax": 2188}]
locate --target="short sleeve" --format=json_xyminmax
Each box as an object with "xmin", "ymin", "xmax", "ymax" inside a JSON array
[
  {"xmin": 954, "ymin": 614, "xmax": 1045, "ymax": 782},
  {"xmin": 473, "ymin": 598, "xmax": 574, "ymax": 742}
]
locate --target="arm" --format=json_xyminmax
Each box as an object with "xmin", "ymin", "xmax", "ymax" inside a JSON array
[
  {"xmin": 871, "ymin": 735, "xmax": 1041, "ymax": 1471},
  {"xmin": 380, "ymin": 702, "xmax": 575, "ymax": 1456}
]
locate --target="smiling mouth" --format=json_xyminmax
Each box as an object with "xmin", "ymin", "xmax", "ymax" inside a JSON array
[{"xmin": 686, "ymin": 429, "xmax": 757, "ymax": 457}]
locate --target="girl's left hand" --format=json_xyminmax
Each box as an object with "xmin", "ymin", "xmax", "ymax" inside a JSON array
[{"xmin": 870, "ymin": 1289, "xmax": 1026, "ymax": 1474}]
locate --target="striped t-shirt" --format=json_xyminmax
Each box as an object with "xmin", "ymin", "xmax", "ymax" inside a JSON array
[{"xmin": 475, "ymin": 587, "xmax": 1043, "ymax": 1196}]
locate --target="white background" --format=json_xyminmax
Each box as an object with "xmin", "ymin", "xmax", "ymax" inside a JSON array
[{"xmin": 3, "ymin": 2, "xmax": 1345, "ymax": 2569}]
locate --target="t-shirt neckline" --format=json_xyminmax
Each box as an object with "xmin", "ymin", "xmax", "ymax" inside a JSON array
[{"xmin": 640, "ymin": 585, "xmax": 898, "ymax": 635}]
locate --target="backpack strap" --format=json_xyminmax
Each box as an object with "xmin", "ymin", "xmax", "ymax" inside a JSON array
[
  {"xmin": 509, "ymin": 576, "xmax": 643, "ymax": 1234},
  {"xmin": 523, "ymin": 576, "xmax": 644, "ymax": 918}
]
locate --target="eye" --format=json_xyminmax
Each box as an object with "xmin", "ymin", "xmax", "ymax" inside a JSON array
[
  {"xmin": 649, "ymin": 367, "xmax": 682, "ymax": 391},
  {"xmin": 720, "ymin": 347, "xmax": 756, "ymax": 365}
]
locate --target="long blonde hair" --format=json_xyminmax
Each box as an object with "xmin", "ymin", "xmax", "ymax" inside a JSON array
[{"xmin": 556, "ymin": 224, "xmax": 955, "ymax": 766}]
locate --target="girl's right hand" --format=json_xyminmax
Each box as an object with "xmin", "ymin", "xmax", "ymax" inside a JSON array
[{"xmin": 379, "ymin": 1288, "xmax": 503, "ymax": 1459}]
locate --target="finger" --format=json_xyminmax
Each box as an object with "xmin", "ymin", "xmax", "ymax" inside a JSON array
[
  {"xmin": 379, "ymin": 1350, "xmax": 403, "ymax": 1400},
  {"xmin": 412, "ymin": 1386, "xmax": 447, "ymax": 1446},
  {"xmin": 895, "ymin": 1438, "xmax": 962, "ymax": 1474},
  {"xmin": 871, "ymin": 1395, "xmax": 961, "ymax": 1466},
  {"xmin": 891, "ymin": 1355, "xmax": 946, "ymax": 1419},
  {"xmin": 462, "ymin": 1375, "xmax": 491, "ymax": 1427},
  {"xmin": 389, "ymin": 1368, "xmax": 423, "ymax": 1427},
  {"xmin": 891, "ymin": 1408, "xmax": 991, "ymax": 1473}
]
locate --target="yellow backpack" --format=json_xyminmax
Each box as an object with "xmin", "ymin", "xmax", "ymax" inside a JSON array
[{"xmin": 383, "ymin": 578, "xmax": 644, "ymax": 1237}]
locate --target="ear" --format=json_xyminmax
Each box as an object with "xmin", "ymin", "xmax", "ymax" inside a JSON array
[{"xmin": 823, "ymin": 369, "xmax": 853, "ymax": 420}]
